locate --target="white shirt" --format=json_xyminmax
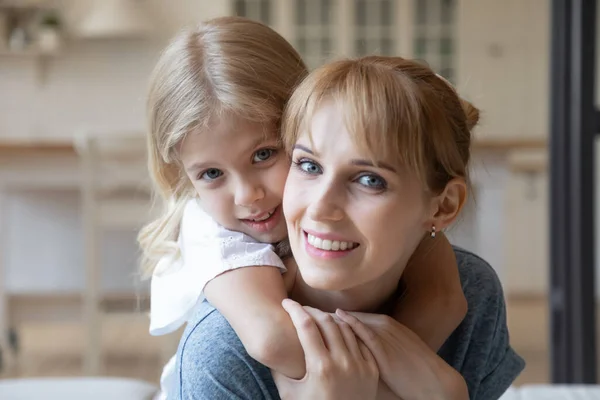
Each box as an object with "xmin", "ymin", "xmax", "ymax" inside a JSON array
[{"xmin": 149, "ymin": 199, "xmax": 286, "ymax": 398}]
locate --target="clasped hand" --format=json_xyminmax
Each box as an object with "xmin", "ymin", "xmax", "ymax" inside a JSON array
[
  {"xmin": 272, "ymin": 299, "xmax": 379, "ymax": 400},
  {"xmin": 273, "ymin": 300, "xmax": 467, "ymax": 400}
]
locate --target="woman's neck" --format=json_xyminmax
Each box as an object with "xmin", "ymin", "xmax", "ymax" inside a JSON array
[{"xmin": 290, "ymin": 262, "xmax": 407, "ymax": 313}]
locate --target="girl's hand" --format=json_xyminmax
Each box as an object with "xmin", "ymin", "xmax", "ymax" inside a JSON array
[
  {"xmin": 272, "ymin": 299, "xmax": 379, "ymax": 400},
  {"xmin": 336, "ymin": 310, "xmax": 468, "ymax": 400}
]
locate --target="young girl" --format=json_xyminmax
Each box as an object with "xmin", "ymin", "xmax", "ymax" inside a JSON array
[{"xmin": 138, "ymin": 16, "xmax": 467, "ymax": 398}]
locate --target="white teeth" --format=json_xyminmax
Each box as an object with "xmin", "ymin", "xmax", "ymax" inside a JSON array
[
  {"xmin": 314, "ymin": 237, "xmax": 322, "ymax": 248},
  {"xmin": 307, "ymin": 234, "xmax": 357, "ymax": 251}
]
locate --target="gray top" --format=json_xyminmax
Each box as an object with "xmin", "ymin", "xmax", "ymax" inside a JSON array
[{"xmin": 174, "ymin": 247, "xmax": 525, "ymax": 400}]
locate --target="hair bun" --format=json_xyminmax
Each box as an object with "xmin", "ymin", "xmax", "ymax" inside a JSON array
[
  {"xmin": 435, "ymin": 74, "xmax": 479, "ymax": 131},
  {"xmin": 460, "ymin": 98, "xmax": 480, "ymax": 131}
]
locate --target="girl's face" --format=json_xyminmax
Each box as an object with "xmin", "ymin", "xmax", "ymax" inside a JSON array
[
  {"xmin": 283, "ymin": 101, "xmax": 433, "ymax": 292},
  {"xmin": 179, "ymin": 117, "xmax": 289, "ymax": 243}
]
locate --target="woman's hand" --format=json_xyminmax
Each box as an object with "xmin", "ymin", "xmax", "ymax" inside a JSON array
[
  {"xmin": 336, "ymin": 310, "xmax": 469, "ymax": 400},
  {"xmin": 272, "ymin": 299, "xmax": 379, "ymax": 400}
]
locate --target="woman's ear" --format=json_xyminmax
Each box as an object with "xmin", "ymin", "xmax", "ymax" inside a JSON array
[{"xmin": 427, "ymin": 178, "xmax": 468, "ymax": 230}]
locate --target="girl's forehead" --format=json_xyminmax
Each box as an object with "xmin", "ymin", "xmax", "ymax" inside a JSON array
[{"xmin": 198, "ymin": 114, "xmax": 277, "ymax": 138}]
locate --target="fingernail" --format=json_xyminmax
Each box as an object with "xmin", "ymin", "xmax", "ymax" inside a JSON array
[
  {"xmin": 282, "ymin": 298, "xmax": 296, "ymax": 309},
  {"xmin": 336, "ymin": 309, "xmax": 349, "ymax": 318}
]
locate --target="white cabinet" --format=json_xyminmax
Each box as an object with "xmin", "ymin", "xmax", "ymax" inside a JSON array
[
  {"xmin": 504, "ymin": 140, "xmax": 600, "ymax": 298},
  {"xmin": 504, "ymin": 150, "xmax": 549, "ymax": 296}
]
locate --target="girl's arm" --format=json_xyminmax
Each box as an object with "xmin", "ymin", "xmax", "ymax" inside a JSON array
[
  {"xmin": 203, "ymin": 261, "xmax": 306, "ymax": 379},
  {"xmin": 167, "ymin": 200, "xmax": 305, "ymax": 378},
  {"xmin": 392, "ymin": 231, "xmax": 467, "ymax": 350}
]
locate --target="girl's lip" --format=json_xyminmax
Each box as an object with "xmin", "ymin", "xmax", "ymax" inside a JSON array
[
  {"xmin": 240, "ymin": 205, "xmax": 282, "ymax": 233},
  {"xmin": 242, "ymin": 207, "xmax": 277, "ymax": 221}
]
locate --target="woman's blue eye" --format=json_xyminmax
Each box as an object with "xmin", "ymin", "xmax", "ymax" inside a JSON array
[
  {"xmin": 297, "ymin": 160, "xmax": 322, "ymax": 174},
  {"xmin": 200, "ymin": 168, "xmax": 223, "ymax": 181},
  {"xmin": 253, "ymin": 148, "xmax": 275, "ymax": 162},
  {"xmin": 357, "ymin": 174, "xmax": 386, "ymax": 189}
]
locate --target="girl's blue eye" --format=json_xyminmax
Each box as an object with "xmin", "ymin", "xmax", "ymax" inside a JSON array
[
  {"xmin": 253, "ymin": 148, "xmax": 276, "ymax": 162},
  {"xmin": 200, "ymin": 168, "xmax": 223, "ymax": 181},
  {"xmin": 357, "ymin": 174, "xmax": 386, "ymax": 189},
  {"xmin": 296, "ymin": 160, "xmax": 322, "ymax": 174}
]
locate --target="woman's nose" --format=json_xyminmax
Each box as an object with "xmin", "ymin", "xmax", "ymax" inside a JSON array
[{"xmin": 306, "ymin": 187, "xmax": 344, "ymax": 222}]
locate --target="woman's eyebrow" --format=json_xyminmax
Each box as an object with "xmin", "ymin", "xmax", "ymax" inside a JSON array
[
  {"xmin": 293, "ymin": 144, "xmax": 396, "ymax": 172},
  {"xmin": 292, "ymin": 144, "xmax": 314, "ymax": 154},
  {"xmin": 350, "ymin": 159, "xmax": 397, "ymax": 173}
]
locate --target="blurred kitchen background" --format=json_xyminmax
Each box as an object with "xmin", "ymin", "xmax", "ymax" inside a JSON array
[{"xmin": 0, "ymin": 0, "xmax": 593, "ymax": 394}]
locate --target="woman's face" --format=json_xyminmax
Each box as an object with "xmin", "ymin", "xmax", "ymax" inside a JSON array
[{"xmin": 283, "ymin": 101, "xmax": 433, "ymax": 292}]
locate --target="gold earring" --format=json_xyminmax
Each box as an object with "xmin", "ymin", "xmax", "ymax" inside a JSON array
[{"xmin": 430, "ymin": 226, "xmax": 436, "ymax": 238}]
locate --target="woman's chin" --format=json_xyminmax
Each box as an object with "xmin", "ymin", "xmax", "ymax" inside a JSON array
[{"xmin": 302, "ymin": 271, "xmax": 352, "ymax": 292}]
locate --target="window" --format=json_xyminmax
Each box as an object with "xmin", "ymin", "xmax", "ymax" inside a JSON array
[
  {"xmin": 353, "ymin": 0, "xmax": 395, "ymax": 56},
  {"xmin": 233, "ymin": 0, "xmax": 272, "ymax": 25},
  {"xmin": 412, "ymin": 0, "xmax": 456, "ymax": 82},
  {"xmin": 229, "ymin": 1, "xmax": 458, "ymax": 82},
  {"xmin": 294, "ymin": 0, "xmax": 336, "ymax": 68}
]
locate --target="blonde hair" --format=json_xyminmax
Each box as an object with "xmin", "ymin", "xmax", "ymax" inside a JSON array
[
  {"xmin": 282, "ymin": 56, "xmax": 479, "ymax": 194},
  {"xmin": 138, "ymin": 16, "xmax": 307, "ymax": 277}
]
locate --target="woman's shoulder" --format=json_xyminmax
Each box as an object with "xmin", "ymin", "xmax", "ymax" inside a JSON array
[
  {"xmin": 443, "ymin": 246, "xmax": 525, "ymax": 399},
  {"xmin": 175, "ymin": 301, "xmax": 280, "ymax": 399},
  {"xmin": 453, "ymin": 246, "xmax": 505, "ymax": 299}
]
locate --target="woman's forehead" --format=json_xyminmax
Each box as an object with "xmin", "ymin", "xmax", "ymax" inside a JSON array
[{"xmin": 298, "ymin": 100, "xmax": 405, "ymax": 168}]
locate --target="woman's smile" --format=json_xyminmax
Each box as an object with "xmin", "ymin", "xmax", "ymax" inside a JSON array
[{"xmin": 304, "ymin": 229, "xmax": 360, "ymax": 259}]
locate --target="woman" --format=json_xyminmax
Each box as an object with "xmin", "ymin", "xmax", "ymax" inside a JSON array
[{"xmin": 174, "ymin": 56, "xmax": 524, "ymax": 399}]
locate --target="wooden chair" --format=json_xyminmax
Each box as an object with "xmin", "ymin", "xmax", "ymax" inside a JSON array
[{"xmin": 74, "ymin": 131, "xmax": 157, "ymax": 375}]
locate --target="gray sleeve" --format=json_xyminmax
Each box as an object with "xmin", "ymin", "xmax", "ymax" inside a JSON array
[
  {"xmin": 175, "ymin": 302, "xmax": 280, "ymax": 400},
  {"xmin": 440, "ymin": 248, "xmax": 525, "ymax": 400},
  {"xmin": 471, "ymin": 281, "xmax": 525, "ymax": 400}
]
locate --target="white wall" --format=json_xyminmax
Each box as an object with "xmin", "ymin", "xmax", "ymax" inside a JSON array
[
  {"xmin": 0, "ymin": 0, "xmax": 231, "ymax": 294},
  {"xmin": 3, "ymin": 190, "xmax": 144, "ymax": 294},
  {"xmin": 454, "ymin": 0, "xmax": 552, "ymax": 295},
  {"xmin": 504, "ymin": 153, "xmax": 549, "ymax": 295},
  {"xmin": 456, "ymin": 0, "xmax": 549, "ymax": 140},
  {"xmin": 0, "ymin": 0, "xmax": 231, "ymax": 140}
]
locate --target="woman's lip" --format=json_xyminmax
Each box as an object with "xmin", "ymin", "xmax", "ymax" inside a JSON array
[
  {"xmin": 303, "ymin": 232, "xmax": 356, "ymax": 259},
  {"xmin": 302, "ymin": 229, "xmax": 356, "ymax": 243}
]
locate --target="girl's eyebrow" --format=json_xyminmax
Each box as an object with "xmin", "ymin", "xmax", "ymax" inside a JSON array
[
  {"xmin": 185, "ymin": 161, "xmax": 212, "ymax": 174},
  {"xmin": 186, "ymin": 135, "xmax": 277, "ymax": 173}
]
